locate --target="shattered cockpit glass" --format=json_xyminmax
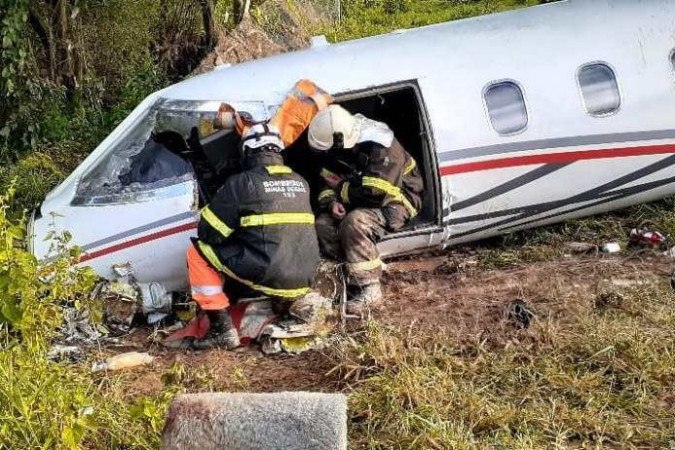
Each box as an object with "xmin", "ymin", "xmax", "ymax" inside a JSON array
[{"xmin": 72, "ymin": 98, "xmax": 269, "ymax": 206}]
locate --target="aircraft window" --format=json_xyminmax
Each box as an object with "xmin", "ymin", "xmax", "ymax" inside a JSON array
[
  {"xmin": 73, "ymin": 100, "xmax": 196, "ymax": 206},
  {"xmin": 484, "ymin": 81, "xmax": 528, "ymax": 135},
  {"xmin": 671, "ymin": 50, "xmax": 675, "ymax": 72},
  {"xmin": 578, "ymin": 63, "xmax": 621, "ymax": 116}
]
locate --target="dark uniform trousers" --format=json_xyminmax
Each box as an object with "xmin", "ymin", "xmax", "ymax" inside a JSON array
[{"xmin": 315, "ymin": 204, "xmax": 410, "ymax": 286}]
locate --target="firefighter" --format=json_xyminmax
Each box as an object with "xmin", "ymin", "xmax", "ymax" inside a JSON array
[
  {"xmin": 308, "ymin": 105, "xmax": 424, "ymax": 314},
  {"xmin": 187, "ymin": 123, "xmax": 320, "ymax": 349}
]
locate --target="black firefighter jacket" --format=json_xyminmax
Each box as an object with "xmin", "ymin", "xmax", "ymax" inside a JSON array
[
  {"xmin": 316, "ymin": 137, "xmax": 424, "ymax": 224},
  {"xmin": 196, "ymin": 152, "xmax": 320, "ymax": 299}
]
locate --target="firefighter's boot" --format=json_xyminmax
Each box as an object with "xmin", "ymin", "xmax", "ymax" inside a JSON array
[
  {"xmin": 194, "ymin": 309, "xmax": 240, "ymax": 350},
  {"xmin": 346, "ymin": 283, "xmax": 383, "ymax": 315}
]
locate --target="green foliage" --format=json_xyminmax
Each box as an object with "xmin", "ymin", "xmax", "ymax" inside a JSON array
[
  {"xmin": 0, "ymin": 188, "xmax": 94, "ymax": 344},
  {"xmin": 0, "ymin": 0, "xmax": 37, "ymax": 151},
  {"xmin": 0, "ymin": 189, "xmax": 173, "ymax": 448},
  {"xmin": 0, "ymin": 152, "xmax": 64, "ymax": 218},
  {"xmin": 0, "ymin": 0, "xmax": 196, "ymax": 163},
  {"xmin": 320, "ymin": 0, "xmax": 546, "ymax": 41}
]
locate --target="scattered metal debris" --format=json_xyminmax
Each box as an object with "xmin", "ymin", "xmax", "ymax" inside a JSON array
[
  {"xmin": 139, "ymin": 282, "xmax": 173, "ymax": 324},
  {"xmin": 58, "ymin": 307, "xmax": 106, "ymax": 344},
  {"xmin": 629, "ymin": 228, "xmax": 666, "ymax": 247},
  {"xmin": 49, "ymin": 305, "xmax": 116, "ymax": 365},
  {"xmin": 96, "ymin": 271, "xmax": 174, "ymax": 330},
  {"xmin": 507, "ymin": 299, "xmax": 534, "ymax": 329},
  {"xmin": 47, "ymin": 344, "xmax": 85, "ymax": 363}
]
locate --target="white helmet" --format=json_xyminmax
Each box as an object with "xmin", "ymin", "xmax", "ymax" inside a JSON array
[
  {"xmin": 241, "ymin": 123, "xmax": 285, "ymax": 153},
  {"xmin": 308, "ymin": 105, "xmax": 360, "ymax": 151}
]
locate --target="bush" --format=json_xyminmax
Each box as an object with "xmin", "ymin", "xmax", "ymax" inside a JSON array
[
  {"xmin": 0, "ymin": 153, "xmax": 64, "ymax": 218},
  {"xmin": 0, "ymin": 190, "xmax": 172, "ymax": 448},
  {"xmin": 320, "ymin": 0, "xmax": 546, "ymax": 41}
]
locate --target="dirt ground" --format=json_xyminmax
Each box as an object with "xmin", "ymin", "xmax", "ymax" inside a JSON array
[{"xmin": 113, "ymin": 249, "xmax": 674, "ymax": 399}]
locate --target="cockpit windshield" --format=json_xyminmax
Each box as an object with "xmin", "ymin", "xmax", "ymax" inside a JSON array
[{"xmin": 72, "ymin": 98, "xmax": 269, "ymax": 206}]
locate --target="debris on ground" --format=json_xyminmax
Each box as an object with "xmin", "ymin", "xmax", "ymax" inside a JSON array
[
  {"xmin": 160, "ymin": 292, "xmax": 337, "ymax": 355},
  {"xmin": 97, "ymin": 280, "xmax": 140, "ymax": 333},
  {"xmin": 602, "ymin": 242, "xmax": 622, "ymax": 253},
  {"xmin": 58, "ymin": 306, "xmax": 107, "ymax": 344},
  {"xmin": 92, "ymin": 351, "xmax": 155, "ymax": 373},
  {"xmin": 594, "ymin": 291, "xmax": 624, "ymax": 310},
  {"xmin": 564, "ymin": 241, "xmax": 599, "ymax": 254},
  {"xmin": 96, "ymin": 273, "xmax": 175, "ymax": 330},
  {"xmin": 47, "ymin": 344, "xmax": 85, "ymax": 363},
  {"xmin": 629, "ymin": 228, "xmax": 667, "ymax": 247},
  {"xmin": 138, "ymin": 282, "xmax": 173, "ymax": 324},
  {"xmin": 507, "ymin": 298, "xmax": 535, "ymax": 329}
]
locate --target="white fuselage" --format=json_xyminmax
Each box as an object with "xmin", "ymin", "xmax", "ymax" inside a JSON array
[{"xmin": 29, "ymin": 0, "xmax": 675, "ymax": 291}]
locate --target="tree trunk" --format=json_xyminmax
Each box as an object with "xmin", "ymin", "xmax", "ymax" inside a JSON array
[
  {"xmin": 27, "ymin": 6, "xmax": 56, "ymax": 81},
  {"xmin": 199, "ymin": 0, "xmax": 216, "ymax": 49},
  {"xmin": 233, "ymin": 0, "xmax": 250, "ymax": 24}
]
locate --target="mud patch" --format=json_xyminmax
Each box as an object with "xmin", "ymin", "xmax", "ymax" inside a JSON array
[{"xmin": 380, "ymin": 253, "xmax": 670, "ymax": 347}]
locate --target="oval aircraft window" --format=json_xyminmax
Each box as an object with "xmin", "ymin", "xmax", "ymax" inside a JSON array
[
  {"xmin": 484, "ymin": 81, "xmax": 528, "ymax": 135},
  {"xmin": 578, "ymin": 63, "xmax": 621, "ymax": 116}
]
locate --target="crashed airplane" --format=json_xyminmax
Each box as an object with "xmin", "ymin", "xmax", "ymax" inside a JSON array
[{"xmin": 28, "ymin": 0, "xmax": 675, "ymax": 291}]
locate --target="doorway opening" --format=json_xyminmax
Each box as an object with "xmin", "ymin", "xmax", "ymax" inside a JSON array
[{"xmin": 286, "ymin": 81, "xmax": 440, "ymax": 232}]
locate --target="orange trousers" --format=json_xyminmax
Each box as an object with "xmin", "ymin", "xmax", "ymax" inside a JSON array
[{"xmin": 186, "ymin": 244, "xmax": 230, "ymax": 310}]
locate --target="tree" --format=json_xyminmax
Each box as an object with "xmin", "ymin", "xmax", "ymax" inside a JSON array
[
  {"xmin": 199, "ymin": 0, "xmax": 217, "ymax": 49},
  {"xmin": 233, "ymin": 0, "xmax": 251, "ymax": 24}
]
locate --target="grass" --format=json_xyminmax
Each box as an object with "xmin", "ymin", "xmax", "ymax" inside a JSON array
[
  {"xmin": 334, "ymin": 283, "xmax": 675, "ymax": 449},
  {"xmin": 473, "ymin": 196, "xmax": 675, "ymax": 269},
  {"xmin": 4, "ymin": 0, "xmax": 675, "ymax": 448}
]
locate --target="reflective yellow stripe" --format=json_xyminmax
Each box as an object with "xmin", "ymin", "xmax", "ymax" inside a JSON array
[
  {"xmin": 362, "ymin": 177, "xmax": 400, "ymax": 197},
  {"xmin": 320, "ymin": 168, "xmax": 338, "ymax": 180},
  {"xmin": 240, "ymin": 213, "xmax": 315, "ymax": 227},
  {"xmin": 340, "ymin": 181, "xmax": 350, "ymax": 204},
  {"xmin": 401, "ymin": 197, "xmax": 418, "ymax": 217},
  {"xmin": 361, "ymin": 176, "xmax": 418, "ymax": 217},
  {"xmin": 198, "ymin": 242, "xmax": 310, "ymax": 299},
  {"xmin": 318, "ymin": 189, "xmax": 335, "ymax": 202},
  {"xmin": 266, "ymin": 165, "xmax": 293, "ymax": 175},
  {"xmin": 347, "ymin": 258, "xmax": 382, "ymax": 272},
  {"xmin": 201, "ymin": 206, "xmax": 234, "ymax": 238},
  {"xmin": 403, "ymin": 158, "xmax": 417, "ymax": 176}
]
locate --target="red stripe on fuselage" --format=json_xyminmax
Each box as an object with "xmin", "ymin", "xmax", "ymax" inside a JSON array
[
  {"xmin": 439, "ymin": 143, "xmax": 675, "ymax": 176},
  {"xmin": 79, "ymin": 222, "xmax": 197, "ymax": 263},
  {"xmin": 77, "ymin": 143, "xmax": 675, "ymax": 264}
]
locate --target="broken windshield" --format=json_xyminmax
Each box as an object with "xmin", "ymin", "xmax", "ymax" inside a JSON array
[{"xmin": 72, "ymin": 98, "xmax": 269, "ymax": 206}]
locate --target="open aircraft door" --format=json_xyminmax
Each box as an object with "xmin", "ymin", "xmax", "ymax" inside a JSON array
[{"xmin": 28, "ymin": 94, "xmax": 269, "ymax": 291}]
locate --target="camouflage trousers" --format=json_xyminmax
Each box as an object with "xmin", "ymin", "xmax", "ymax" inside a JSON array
[{"xmin": 315, "ymin": 206, "xmax": 409, "ymax": 286}]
